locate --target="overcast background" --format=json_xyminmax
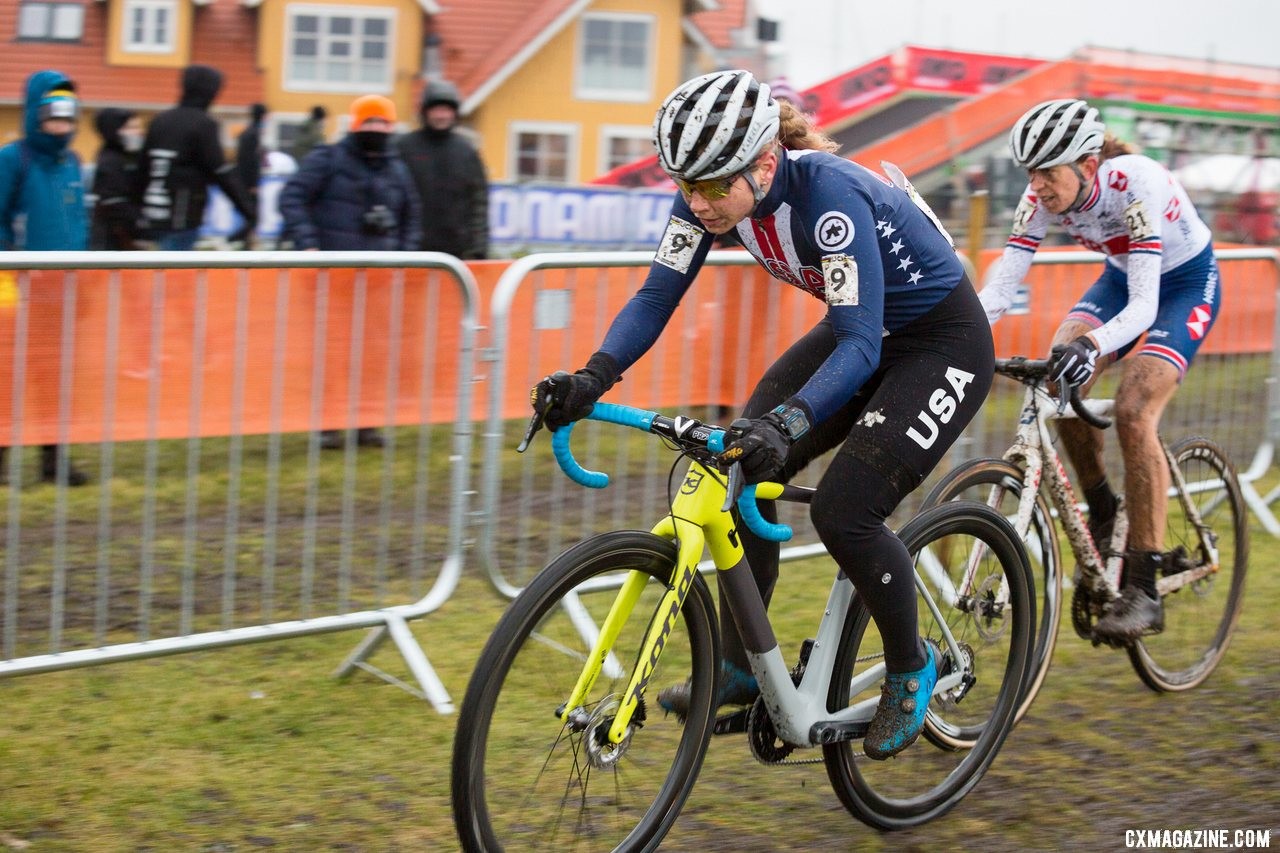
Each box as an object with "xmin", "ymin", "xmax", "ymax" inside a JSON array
[{"xmin": 759, "ymin": 0, "xmax": 1280, "ymax": 88}]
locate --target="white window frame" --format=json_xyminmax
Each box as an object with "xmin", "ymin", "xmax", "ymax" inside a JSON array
[
  {"xmin": 573, "ymin": 12, "xmax": 654, "ymax": 103},
  {"xmin": 509, "ymin": 121, "xmax": 579, "ymax": 185},
  {"xmin": 123, "ymin": 0, "xmax": 177, "ymax": 54},
  {"xmin": 283, "ymin": 3, "xmax": 397, "ymax": 94},
  {"xmin": 598, "ymin": 125, "xmax": 652, "ymax": 176},
  {"xmin": 17, "ymin": 1, "xmax": 85, "ymax": 41}
]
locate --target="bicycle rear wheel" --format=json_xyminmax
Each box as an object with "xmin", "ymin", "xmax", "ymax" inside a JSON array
[
  {"xmin": 1128, "ymin": 436, "xmax": 1248, "ymax": 692},
  {"xmin": 920, "ymin": 457, "xmax": 1061, "ymax": 744},
  {"xmin": 451, "ymin": 531, "xmax": 720, "ymax": 852},
  {"xmin": 822, "ymin": 502, "xmax": 1034, "ymax": 830}
]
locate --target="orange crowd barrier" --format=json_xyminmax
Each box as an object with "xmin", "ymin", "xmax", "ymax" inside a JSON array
[
  {"xmin": 0, "ymin": 266, "xmax": 471, "ymax": 446},
  {"xmin": 1, "ymin": 250, "xmax": 1274, "ymax": 446}
]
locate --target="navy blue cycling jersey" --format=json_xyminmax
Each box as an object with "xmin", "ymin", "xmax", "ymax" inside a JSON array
[{"xmin": 599, "ymin": 148, "xmax": 965, "ymax": 424}]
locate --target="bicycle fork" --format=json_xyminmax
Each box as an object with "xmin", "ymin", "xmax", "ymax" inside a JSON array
[{"xmin": 558, "ymin": 463, "xmax": 739, "ymax": 745}]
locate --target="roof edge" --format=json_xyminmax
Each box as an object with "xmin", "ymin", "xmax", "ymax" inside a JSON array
[{"xmin": 460, "ymin": 0, "xmax": 593, "ymax": 114}]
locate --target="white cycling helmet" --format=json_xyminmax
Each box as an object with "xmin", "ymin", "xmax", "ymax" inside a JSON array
[
  {"xmin": 653, "ymin": 70, "xmax": 779, "ymax": 181},
  {"xmin": 1008, "ymin": 99, "xmax": 1105, "ymax": 170}
]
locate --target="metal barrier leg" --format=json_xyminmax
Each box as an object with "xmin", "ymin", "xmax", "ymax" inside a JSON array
[
  {"xmin": 333, "ymin": 617, "xmax": 455, "ymax": 714},
  {"xmin": 1236, "ymin": 441, "xmax": 1280, "ymax": 537}
]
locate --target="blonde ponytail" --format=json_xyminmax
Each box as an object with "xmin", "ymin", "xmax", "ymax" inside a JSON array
[{"xmin": 777, "ymin": 100, "xmax": 840, "ymax": 153}]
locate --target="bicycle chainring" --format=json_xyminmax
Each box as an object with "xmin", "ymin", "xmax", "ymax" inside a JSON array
[{"xmin": 746, "ymin": 696, "xmax": 795, "ymax": 764}]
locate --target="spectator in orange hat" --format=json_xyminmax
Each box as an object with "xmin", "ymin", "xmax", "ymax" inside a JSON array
[
  {"xmin": 280, "ymin": 94, "xmax": 420, "ymax": 253},
  {"xmin": 279, "ymin": 94, "xmax": 421, "ymax": 450}
]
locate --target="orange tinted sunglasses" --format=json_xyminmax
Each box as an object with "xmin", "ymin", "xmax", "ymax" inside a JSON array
[{"xmin": 673, "ymin": 167, "xmax": 751, "ymax": 200}]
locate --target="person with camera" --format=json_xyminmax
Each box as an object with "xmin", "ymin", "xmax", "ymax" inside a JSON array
[{"xmin": 279, "ymin": 94, "xmax": 421, "ymax": 448}]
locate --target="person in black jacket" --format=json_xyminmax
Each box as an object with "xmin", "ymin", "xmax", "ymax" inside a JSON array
[
  {"xmin": 89, "ymin": 107, "xmax": 143, "ymax": 250},
  {"xmin": 137, "ymin": 64, "xmax": 257, "ymax": 250},
  {"xmin": 279, "ymin": 94, "xmax": 421, "ymax": 450},
  {"xmin": 396, "ymin": 79, "xmax": 488, "ymax": 259},
  {"xmin": 235, "ymin": 102, "xmax": 268, "ymax": 209},
  {"xmin": 279, "ymin": 94, "xmax": 420, "ymax": 252}
]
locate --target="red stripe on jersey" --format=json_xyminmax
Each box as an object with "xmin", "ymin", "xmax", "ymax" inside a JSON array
[
  {"xmin": 1141, "ymin": 343, "xmax": 1188, "ymax": 375},
  {"xmin": 750, "ymin": 216, "xmax": 787, "ymax": 266}
]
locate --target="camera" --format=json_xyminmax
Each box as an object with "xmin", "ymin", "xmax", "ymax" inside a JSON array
[{"xmin": 361, "ymin": 204, "xmax": 398, "ymax": 236}]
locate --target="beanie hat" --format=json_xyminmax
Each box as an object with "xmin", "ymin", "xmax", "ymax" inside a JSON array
[
  {"xmin": 39, "ymin": 87, "xmax": 79, "ymax": 123},
  {"xmin": 421, "ymin": 79, "xmax": 461, "ymax": 112},
  {"xmin": 349, "ymin": 94, "xmax": 396, "ymax": 129}
]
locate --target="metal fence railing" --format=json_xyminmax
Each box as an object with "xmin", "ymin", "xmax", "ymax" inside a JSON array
[
  {"xmin": 3, "ymin": 247, "xmax": 1277, "ymax": 714},
  {"xmin": 0, "ymin": 252, "xmax": 479, "ymax": 713},
  {"xmin": 477, "ymin": 248, "xmax": 1280, "ymax": 600}
]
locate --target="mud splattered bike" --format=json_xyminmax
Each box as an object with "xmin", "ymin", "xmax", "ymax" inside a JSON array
[{"xmin": 922, "ymin": 356, "xmax": 1248, "ymax": 745}]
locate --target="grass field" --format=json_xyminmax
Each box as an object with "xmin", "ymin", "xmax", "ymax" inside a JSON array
[{"xmin": 2, "ymin": 475, "xmax": 1279, "ymax": 850}]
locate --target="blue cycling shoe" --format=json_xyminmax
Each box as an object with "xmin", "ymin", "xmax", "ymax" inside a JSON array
[
  {"xmin": 864, "ymin": 640, "xmax": 938, "ymax": 760},
  {"xmin": 657, "ymin": 660, "xmax": 759, "ymax": 717}
]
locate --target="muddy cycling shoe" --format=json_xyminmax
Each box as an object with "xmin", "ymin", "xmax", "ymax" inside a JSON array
[
  {"xmin": 657, "ymin": 660, "xmax": 759, "ymax": 718},
  {"xmin": 1092, "ymin": 585, "xmax": 1164, "ymax": 645},
  {"xmin": 864, "ymin": 640, "xmax": 939, "ymax": 761}
]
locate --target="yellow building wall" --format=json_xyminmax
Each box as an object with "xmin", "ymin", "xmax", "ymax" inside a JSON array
[
  {"xmin": 469, "ymin": 0, "xmax": 687, "ymax": 183},
  {"xmin": 254, "ymin": 0, "xmax": 425, "ymax": 132},
  {"xmin": 105, "ymin": 0, "xmax": 193, "ymax": 68}
]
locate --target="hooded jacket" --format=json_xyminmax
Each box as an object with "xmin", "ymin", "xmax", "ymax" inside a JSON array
[
  {"xmin": 279, "ymin": 133, "xmax": 421, "ymax": 251},
  {"xmin": 90, "ymin": 107, "xmax": 142, "ymax": 250},
  {"xmin": 395, "ymin": 86, "xmax": 488, "ymax": 259},
  {"xmin": 0, "ymin": 69, "xmax": 87, "ymax": 251},
  {"xmin": 137, "ymin": 65, "xmax": 256, "ymax": 234}
]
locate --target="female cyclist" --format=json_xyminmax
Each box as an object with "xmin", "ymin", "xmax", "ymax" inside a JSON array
[
  {"xmin": 980, "ymin": 99, "xmax": 1220, "ymax": 644},
  {"xmin": 532, "ymin": 70, "xmax": 994, "ymax": 759}
]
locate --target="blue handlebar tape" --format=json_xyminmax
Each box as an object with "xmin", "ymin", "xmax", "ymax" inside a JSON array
[
  {"xmin": 737, "ymin": 484, "xmax": 793, "ymax": 542},
  {"xmin": 551, "ymin": 423, "xmax": 609, "ymax": 488},
  {"xmin": 550, "ymin": 403, "xmax": 791, "ymax": 541}
]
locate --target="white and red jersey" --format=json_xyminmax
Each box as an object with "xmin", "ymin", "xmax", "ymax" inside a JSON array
[{"xmin": 980, "ymin": 154, "xmax": 1211, "ymax": 355}]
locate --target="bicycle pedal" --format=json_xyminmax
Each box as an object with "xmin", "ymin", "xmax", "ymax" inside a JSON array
[{"xmin": 713, "ymin": 708, "xmax": 749, "ymax": 735}]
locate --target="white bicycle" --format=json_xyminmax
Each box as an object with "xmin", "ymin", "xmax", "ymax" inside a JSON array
[{"xmin": 922, "ymin": 356, "xmax": 1249, "ymax": 743}]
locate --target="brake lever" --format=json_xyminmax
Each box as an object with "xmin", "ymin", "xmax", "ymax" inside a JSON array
[
  {"xmin": 720, "ymin": 461, "xmax": 746, "ymax": 513},
  {"xmin": 514, "ymin": 373, "xmax": 560, "ymax": 450},
  {"xmin": 1055, "ymin": 378, "xmax": 1071, "ymax": 416},
  {"xmin": 516, "ymin": 407, "xmax": 546, "ymax": 453}
]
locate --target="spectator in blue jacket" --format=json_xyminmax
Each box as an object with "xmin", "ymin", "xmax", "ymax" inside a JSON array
[
  {"xmin": 279, "ymin": 94, "xmax": 421, "ymax": 449},
  {"xmin": 0, "ymin": 69, "xmax": 89, "ymax": 485},
  {"xmin": 279, "ymin": 94, "xmax": 420, "ymax": 252}
]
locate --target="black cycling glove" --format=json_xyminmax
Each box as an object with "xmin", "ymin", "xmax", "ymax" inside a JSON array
[
  {"xmin": 720, "ymin": 404, "xmax": 810, "ymax": 485},
  {"xmin": 531, "ymin": 352, "xmax": 621, "ymax": 430},
  {"xmin": 1048, "ymin": 335, "xmax": 1100, "ymax": 388}
]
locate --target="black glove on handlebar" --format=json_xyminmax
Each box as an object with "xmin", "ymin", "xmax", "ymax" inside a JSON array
[
  {"xmin": 720, "ymin": 404, "xmax": 809, "ymax": 485},
  {"xmin": 531, "ymin": 351, "xmax": 621, "ymax": 430},
  {"xmin": 1048, "ymin": 335, "xmax": 1099, "ymax": 388}
]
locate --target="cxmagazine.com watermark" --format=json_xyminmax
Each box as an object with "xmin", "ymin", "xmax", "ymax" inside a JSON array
[{"xmin": 1126, "ymin": 829, "xmax": 1272, "ymax": 849}]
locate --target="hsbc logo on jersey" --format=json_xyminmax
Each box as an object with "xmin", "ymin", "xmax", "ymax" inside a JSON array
[
  {"xmin": 1108, "ymin": 171, "xmax": 1129, "ymax": 191},
  {"xmin": 1165, "ymin": 196, "xmax": 1182, "ymax": 222},
  {"xmin": 1186, "ymin": 304, "xmax": 1212, "ymax": 340}
]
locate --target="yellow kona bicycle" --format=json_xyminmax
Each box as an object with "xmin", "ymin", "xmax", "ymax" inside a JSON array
[{"xmin": 451, "ymin": 391, "xmax": 1037, "ymax": 851}]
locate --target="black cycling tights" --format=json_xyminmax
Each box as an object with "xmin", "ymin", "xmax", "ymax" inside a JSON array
[{"xmin": 718, "ymin": 282, "xmax": 994, "ymax": 675}]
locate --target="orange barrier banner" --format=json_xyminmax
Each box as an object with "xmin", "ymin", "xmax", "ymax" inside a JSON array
[
  {"xmin": 982, "ymin": 248, "xmax": 1277, "ymax": 359},
  {"xmin": 2, "ymin": 251, "xmax": 1274, "ymax": 446},
  {"xmin": 0, "ymin": 267, "xmax": 470, "ymax": 446}
]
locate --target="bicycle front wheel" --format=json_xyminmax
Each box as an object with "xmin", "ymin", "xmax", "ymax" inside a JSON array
[
  {"xmin": 452, "ymin": 531, "xmax": 720, "ymax": 853},
  {"xmin": 822, "ymin": 502, "xmax": 1034, "ymax": 830},
  {"xmin": 920, "ymin": 457, "xmax": 1062, "ymax": 743},
  {"xmin": 1128, "ymin": 436, "xmax": 1248, "ymax": 692}
]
